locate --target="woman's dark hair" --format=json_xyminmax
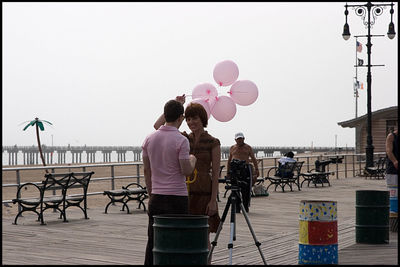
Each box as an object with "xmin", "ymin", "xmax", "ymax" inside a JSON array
[
  {"xmin": 184, "ymin": 102, "xmax": 208, "ymax": 127},
  {"xmin": 164, "ymin": 100, "xmax": 184, "ymax": 122}
]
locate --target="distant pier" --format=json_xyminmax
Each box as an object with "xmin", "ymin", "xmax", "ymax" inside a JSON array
[{"xmin": 2, "ymin": 145, "xmax": 354, "ymax": 166}]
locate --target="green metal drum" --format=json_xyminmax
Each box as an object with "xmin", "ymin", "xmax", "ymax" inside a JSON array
[
  {"xmin": 355, "ymin": 190, "xmax": 389, "ymax": 244},
  {"xmin": 153, "ymin": 214, "xmax": 209, "ymax": 265}
]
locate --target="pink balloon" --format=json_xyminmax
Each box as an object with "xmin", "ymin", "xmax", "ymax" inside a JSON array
[
  {"xmin": 190, "ymin": 98, "xmax": 211, "ymax": 119},
  {"xmin": 211, "ymin": 96, "xmax": 237, "ymax": 122},
  {"xmin": 192, "ymin": 83, "xmax": 218, "ymax": 102},
  {"xmin": 213, "ymin": 60, "xmax": 239, "ymax": 87},
  {"xmin": 228, "ymin": 80, "xmax": 259, "ymax": 106}
]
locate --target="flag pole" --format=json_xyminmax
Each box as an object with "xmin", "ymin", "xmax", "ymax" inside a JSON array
[{"xmin": 354, "ymin": 37, "xmax": 359, "ymax": 118}]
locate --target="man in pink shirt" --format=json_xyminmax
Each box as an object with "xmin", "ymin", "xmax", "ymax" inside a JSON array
[{"xmin": 142, "ymin": 99, "xmax": 196, "ymax": 265}]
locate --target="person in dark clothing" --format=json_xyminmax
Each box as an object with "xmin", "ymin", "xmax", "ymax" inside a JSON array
[{"xmin": 385, "ymin": 128, "xmax": 398, "ymax": 232}]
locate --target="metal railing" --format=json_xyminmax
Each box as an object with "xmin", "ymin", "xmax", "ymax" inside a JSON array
[{"xmin": 3, "ymin": 152, "xmax": 387, "ymax": 207}]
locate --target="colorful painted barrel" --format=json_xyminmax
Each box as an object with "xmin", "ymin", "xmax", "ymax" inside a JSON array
[
  {"xmin": 388, "ymin": 185, "xmax": 398, "ymax": 232},
  {"xmin": 299, "ymin": 200, "xmax": 338, "ymax": 265},
  {"xmin": 153, "ymin": 214, "xmax": 209, "ymax": 265},
  {"xmin": 388, "ymin": 185, "xmax": 398, "ymax": 213},
  {"xmin": 356, "ymin": 190, "xmax": 389, "ymax": 243}
]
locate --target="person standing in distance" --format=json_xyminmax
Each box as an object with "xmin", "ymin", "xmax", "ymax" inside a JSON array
[
  {"xmin": 227, "ymin": 132, "xmax": 260, "ymax": 213},
  {"xmin": 142, "ymin": 99, "xmax": 197, "ymax": 265}
]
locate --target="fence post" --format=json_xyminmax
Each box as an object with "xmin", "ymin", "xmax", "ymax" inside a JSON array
[
  {"xmin": 344, "ymin": 155, "xmax": 348, "ymax": 178},
  {"xmin": 352, "ymin": 154, "xmax": 355, "ymax": 177},
  {"xmin": 261, "ymin": 159, "xmax": 264, "ymax": 177},
  {"xmin": 111, "ymin": 165, "xmax": 115, "ymax": 190},
  {"xmin": 16, "ymin": 170, "xmax": 21, "ymax": 214},
  {"xmin": 336, "ymin": 155, "xmax": 339, "ymax": 179},
  {"xmin": 137, "ymin": 164, "xmax": 140, "ymax": 184}
]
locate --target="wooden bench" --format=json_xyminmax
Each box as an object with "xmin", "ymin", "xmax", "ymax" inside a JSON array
[
  {"xmin": 12, "ymin": 171, "xmax": 94, "ymax": 225},
  {"xmin": 264, "ymin": 161, "xmax": 304, "ymax": 192},
  {"xmin": 103, "ymin": 183, "xmax": 148, "ymax": 214}
]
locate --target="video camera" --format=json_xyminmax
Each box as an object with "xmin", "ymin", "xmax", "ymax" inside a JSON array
[{"xmin": 227, "ymin": 159, "xmax": 251, "ymax": 187}]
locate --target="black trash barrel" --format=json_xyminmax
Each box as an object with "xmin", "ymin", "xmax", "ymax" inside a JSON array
[
  {"xmin": 153, "ymin": 214, "xmax": 209, "ymax": 265},
  {"xmin": 355, "ymin": 190, "xmax": 389, "ymax": 244}
]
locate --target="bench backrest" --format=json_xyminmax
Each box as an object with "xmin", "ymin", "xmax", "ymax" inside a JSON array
[
  {"xmin": 42, "ymin": 172, "xmax": 73, "ymax": 198},
  {"xmin": 277, "ymin": 162, "xmax": 296, "ymax": 178},
  {"xmin": 41, "ymin": 172, "xmax": 94, "ymax": 197},
  {"xmin": 293, "ymin": 161, "xmax": 304, "ymax": 177},
  {"xmin": 68, "ymin": 171, "xmax": 94, "ymax": 194}
]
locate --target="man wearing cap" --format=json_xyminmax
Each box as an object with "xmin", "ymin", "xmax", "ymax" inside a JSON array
[{"xmin": 227, "ymin": 132, "xmax": 260, "ymax": 212}]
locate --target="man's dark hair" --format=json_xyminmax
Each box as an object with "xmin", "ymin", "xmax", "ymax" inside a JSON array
[
  {"xmin": 164, "ymin": 100, "xmax": 184, "ymax": 122},
  {"xmin": 286, "ymin": 151, "xmax": 294, "ymax": 158}
]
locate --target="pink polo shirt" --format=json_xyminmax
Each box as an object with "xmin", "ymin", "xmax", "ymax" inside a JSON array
[{"xmin": 142, "ymin": 125, "xmax": 190, "ymax": 196}]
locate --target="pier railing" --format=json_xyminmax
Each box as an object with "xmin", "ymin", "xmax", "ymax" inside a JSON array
[{"xmin": 2, "ymin": 152, "xmax": 386, "ymax": 213}]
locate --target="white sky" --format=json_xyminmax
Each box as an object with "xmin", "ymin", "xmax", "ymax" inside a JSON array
[{"xmin": 2, "ymin": 2, "xmax": 398, "ymax": 148}]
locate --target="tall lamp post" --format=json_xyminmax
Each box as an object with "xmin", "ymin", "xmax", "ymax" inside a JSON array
[{"xmin": 342, "ymin": 2, "xmax": 396, "ymax": 168}]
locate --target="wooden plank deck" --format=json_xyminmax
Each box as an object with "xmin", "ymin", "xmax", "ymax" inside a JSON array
[{"xmin": 2, "ymin": 176, "xmax": 398, "ymax": 265}]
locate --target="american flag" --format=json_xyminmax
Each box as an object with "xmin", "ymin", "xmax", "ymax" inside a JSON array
[{"xmin": 356, "ymin": 41, "xmax": 362, "ymax": 53}]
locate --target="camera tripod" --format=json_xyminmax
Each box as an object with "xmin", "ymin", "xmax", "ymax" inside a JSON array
[{"xmin": 208, "ymin": 184, "xmax": 267, "ymax": 265}]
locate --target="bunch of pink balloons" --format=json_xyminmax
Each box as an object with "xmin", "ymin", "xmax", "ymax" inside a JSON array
[{"xmin": 189, "ymin": 60, "xmax": 259, "ymax": 122}]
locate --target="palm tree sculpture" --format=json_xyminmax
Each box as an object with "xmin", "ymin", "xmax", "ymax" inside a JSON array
[{"xmin": 22, "ymin": 117, "xmax": 53, "ymax": 173}]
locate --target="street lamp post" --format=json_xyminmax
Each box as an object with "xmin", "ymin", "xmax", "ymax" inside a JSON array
[{"xmin": 342, "ymin": 2, "xmax": 396, "ymax": 168}]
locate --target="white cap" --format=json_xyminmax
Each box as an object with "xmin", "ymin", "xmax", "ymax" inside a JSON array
[{"xmin": 235, "ymin": 132, "xmax": 244, "ymax": 139}]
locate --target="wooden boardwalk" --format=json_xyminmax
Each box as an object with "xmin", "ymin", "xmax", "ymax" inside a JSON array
[{"xmin": 2, "ymin": 176, "xmax": 398, "ymax": 265}]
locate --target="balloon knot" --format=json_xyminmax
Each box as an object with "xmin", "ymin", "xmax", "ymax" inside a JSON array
[{"xmin": 219, "ymin": 82, "xmax": 222, "ymax": 86}]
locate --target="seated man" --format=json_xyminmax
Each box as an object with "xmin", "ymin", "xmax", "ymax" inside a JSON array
[
  {"xmin": 277, "ymin": 152, "xmax": 296, "ymax": 178},
  {"xmin": 227, "ymin": 132, "xmax": 260, "ymax": 213},
  {"xmin": 278, "ymin": 151, "xmax": 296, "ymax": 165}
]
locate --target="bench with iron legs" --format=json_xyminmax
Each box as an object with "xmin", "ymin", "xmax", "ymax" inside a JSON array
[
  {"xmin": 264, "ymin": 161, "xmax": 304, "ymax": 192},
  {"xmin": 103, "ymin": 183, "xmax": 148, "ymax": 214},
  {"xmin": 300, "ymin": 171, "xmax": 333, "ymax": 187},
  {"xmin": 12, "ymin": 171, "xmax": 94, "ymax": 225},
  {"xmin": 364, "ymin": 156, "xmax": 387, "ymax": 179}
]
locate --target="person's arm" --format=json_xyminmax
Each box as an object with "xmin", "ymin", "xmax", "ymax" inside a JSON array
[
  {"xmin": 179, "ymin": 154, "xmax": 197, "ymax": 176},
  {"xmin": 248, "ymin": 146, "xmax": 260, "ymax": 177},
  {"xmin": 206, "ymin": 144, "xmax": 221, "ymax": 216},
  {"xmin": 154, "ymin": 94, "xmax": 186, "ymax": 130},
  {"xmin": 143, "ymin": 156, "xmax": 152, "ymax": 195},
  {"xmin": 386, "ymin": 133, "xmax": 398, "ymax": 170},
  {"xmin": 154, "ymin": 114, "xmax": 165, "ymax": 130}
]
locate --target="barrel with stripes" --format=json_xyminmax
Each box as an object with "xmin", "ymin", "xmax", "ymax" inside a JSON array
[
  {"xmin": 356, "ymin": 190, "xmax": 389, "ymax": 243},
  {"xmin": 299, "ymin": 200, "xmax": 338, "ymax": 265}
]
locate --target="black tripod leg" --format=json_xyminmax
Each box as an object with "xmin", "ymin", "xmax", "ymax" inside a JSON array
[
  {"xmin": 239, "ymin": 202, "xmax": 268, "ymax": 265},
  {"xmin": 228, "ymin": 192, "xmax": 237, "ymax": 265},
  {"xmin": 208, "ymin": 195, "xmax": 232, "ymax": 263}
]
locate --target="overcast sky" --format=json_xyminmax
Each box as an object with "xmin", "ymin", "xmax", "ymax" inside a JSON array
[{"xmin": 2, "ymin": 2, "xmax": 398, "ymax": 149}]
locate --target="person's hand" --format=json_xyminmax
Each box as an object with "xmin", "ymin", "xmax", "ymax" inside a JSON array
[
  {"xmin": 189, "ymin": 154, "xmax": 197, "ymax": 166},
  {"xmin": 206, "ymin": 200, "xmax": 217, "ymax": 216},
  {"xmin": 175, "ymin": 94, "xmax": 186, "ymax": 105}
]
